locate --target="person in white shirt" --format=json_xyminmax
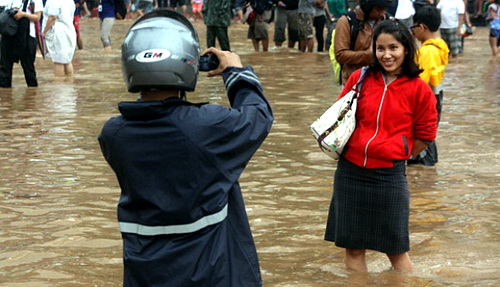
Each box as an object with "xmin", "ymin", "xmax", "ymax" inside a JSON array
[
  {"xmin": 42, "ymin": 0, "xmax": 77, "ymax": 77},
  {"xmin": 395, "ymin": 0, "xmax": 415, "ymax": 28},
  {"xmin": 437, "ymin": 0, "xmax": 465, "ymax": 57},
  {"xmin": 0, "ymin": 0, "xmax": 43, "ymax": 87}
]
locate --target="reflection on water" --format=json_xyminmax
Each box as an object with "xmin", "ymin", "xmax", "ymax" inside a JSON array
[{"xmin": 0, "ymin": 18, "xmax": 499, "ymax": 286}]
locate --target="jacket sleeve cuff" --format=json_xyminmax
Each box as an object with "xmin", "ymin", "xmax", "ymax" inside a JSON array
[
  {"xmin": 222, "ymin": 66, "xmax": 263, "ymax": 105},
  {"xmin": 418, "ymin": 139, "xmax": 433, "ymax": 146}
]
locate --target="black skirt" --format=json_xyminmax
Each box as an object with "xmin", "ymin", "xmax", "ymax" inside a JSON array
[{"xmin": 324, "ymin": 157, "xmax": 410, "ymax": 254}]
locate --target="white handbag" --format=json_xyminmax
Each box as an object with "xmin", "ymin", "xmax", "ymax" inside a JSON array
[{"xmin": 310, "ymin": 67, "xmax": 368, "ymax": 160}]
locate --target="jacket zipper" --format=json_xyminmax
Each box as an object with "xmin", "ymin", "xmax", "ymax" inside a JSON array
[{"xmin": 363, "ymin": 81, "xmax": 391, "ymax": 167}]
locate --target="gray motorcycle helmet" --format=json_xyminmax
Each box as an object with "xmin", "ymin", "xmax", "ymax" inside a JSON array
[{"xmin": 121, "ymin": 10, "xmax": 200, "ymax": 93}]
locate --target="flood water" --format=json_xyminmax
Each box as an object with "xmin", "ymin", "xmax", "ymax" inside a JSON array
[{"xmin": 0, "ymin": 17, "xmax": 499, "ymax": 286}]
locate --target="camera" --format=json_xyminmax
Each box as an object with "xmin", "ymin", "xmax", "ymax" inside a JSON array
[{"xmin": 199, "ymin": 53, "xmax": 219, "ymax": 72}]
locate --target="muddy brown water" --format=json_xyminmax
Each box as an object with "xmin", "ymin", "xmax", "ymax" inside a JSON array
[{"xmin": 0, "ymin": 18, "xmax": 499, "ymax": 286}]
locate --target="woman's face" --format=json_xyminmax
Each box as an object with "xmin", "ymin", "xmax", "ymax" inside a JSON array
[{"xmin": 375, "ymin": 33, "xmax": 406, "ymax": 77}]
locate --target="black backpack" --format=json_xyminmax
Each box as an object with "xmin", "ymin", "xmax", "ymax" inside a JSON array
[{"xmin": 344, "ymin": 10, "xmax": 364, "ymax": 51}]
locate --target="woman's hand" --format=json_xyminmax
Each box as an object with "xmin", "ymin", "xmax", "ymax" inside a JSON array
[
  {"xmin": 43, "ymin": 16, "xmax": 57, "ymax": 38},
  {"xmin": 202, "ymin": 47, "xmax": 243, "ymax": 77},
  {"xmin": 411, "ymin": 139, "xmax": 430, "ymax": 157}
]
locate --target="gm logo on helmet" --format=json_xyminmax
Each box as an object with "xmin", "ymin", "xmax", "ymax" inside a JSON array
[{"xmin": 136, "ymin": 49, "xmax": 171, "ymax": 63}]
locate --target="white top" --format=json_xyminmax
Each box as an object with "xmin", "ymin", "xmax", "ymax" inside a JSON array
[
  {"xmin": 43, "ymin": 0, "xmax": 75, "ymax": 27},
  {"xmin": 395, "ymin": 0, "xmax": 415, "ymax": 20},
  {"xmin": 437, "ymin": 0, "xmax": 465, "ymax": 29},
  {"xmin": 42, "ymin": 0, "xmax": 76, "ymax": 63},
  {"xmin": 8, "ymin": 0, "xmax": 43, "ymax": 38}
]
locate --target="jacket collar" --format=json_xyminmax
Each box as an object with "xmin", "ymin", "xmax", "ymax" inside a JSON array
[
  {"xmin": 118, "ymin": 97, "xmax": 208, "ymax": 120},
  {"xmin": 371, "ymin": 70, "xmax": 412, "ymax": 86}
]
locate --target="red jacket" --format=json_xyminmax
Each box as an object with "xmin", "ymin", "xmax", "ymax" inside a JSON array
[{"xmin": 339, "ymin": 69, "xmax": 438, "ymax": 169}]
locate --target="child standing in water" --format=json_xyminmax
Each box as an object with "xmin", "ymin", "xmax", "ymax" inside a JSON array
[
  {"xmin": 485, "ymin": 0, "xmax": 500, "ymax": 56},
  {"xmin": 409, "ymin": 5, "xmax": 450, "ymax": 166},
  {"xmin": 324, "ymin": 19, "xmax": 438, "ymax": 272}
]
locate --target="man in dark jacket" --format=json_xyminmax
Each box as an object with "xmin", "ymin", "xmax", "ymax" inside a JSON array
[
  {"xmin": 0, "ymin": 0, "xmax": 42, "ymax": 88},
  {"xmin": 98, "ymin": 10, "xmax": 273, "ymax": 286}
]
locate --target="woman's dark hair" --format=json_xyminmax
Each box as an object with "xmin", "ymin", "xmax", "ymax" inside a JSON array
[{"xmin": 369, "ymin": 19, "xmax": 422, "ymax": 78}]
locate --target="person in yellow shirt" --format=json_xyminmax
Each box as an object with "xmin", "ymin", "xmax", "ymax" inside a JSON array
[{"xmin": 410, "ymin": 5, "xmax": 449, "ymax": 166}]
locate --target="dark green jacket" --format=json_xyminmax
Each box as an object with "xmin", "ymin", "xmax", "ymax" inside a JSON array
[{"xmin": 203, "ymin": 0, "xmax": 232, "ymax": 27}]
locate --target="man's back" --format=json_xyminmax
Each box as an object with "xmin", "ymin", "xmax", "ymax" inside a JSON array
[{"xmin": 99, "ymin": 66, "xmax": 273, "ymax": 287}]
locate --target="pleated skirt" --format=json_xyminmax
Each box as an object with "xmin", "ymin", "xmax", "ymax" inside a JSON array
[{"xmin": 324, "ymin": 157, "xmax": 410, "ymax": 254}]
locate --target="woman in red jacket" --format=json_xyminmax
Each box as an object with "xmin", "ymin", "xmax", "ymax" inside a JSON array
[{"xmin": 324, "ymin": 19, "xmax": 438, "ymax": 272}]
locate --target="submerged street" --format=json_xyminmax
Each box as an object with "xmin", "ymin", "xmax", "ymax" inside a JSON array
[{"xmin": 0, "ymin": 18, "xmax": 499, "ymax": 286}]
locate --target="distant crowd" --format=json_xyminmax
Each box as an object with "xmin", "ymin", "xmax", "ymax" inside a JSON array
[{"xmin": 0, "ymin": 0, "xmax": 498, "ymax": 88}]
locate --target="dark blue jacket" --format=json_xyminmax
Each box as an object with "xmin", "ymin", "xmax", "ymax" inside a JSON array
[{"xmin": 98, "ymin": 67, "xmax": 273, "ymax": 286}]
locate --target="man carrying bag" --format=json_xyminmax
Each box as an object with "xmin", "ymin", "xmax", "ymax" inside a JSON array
[{"xmin": 0, "ymin": 0, "xmax": 43, "ymax": 88}]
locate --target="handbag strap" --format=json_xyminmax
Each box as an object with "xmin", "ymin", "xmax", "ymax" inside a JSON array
[
  {"xmin": 351, "ymin": 66, "xmax": 369, "ymax": 96},
  {"xmin": 315, "ymin": 67, "xmax": 369, "ymax": 152},
  {"xmin": 345, "ymin": 66, "xmax": 368, "ymax": 109}
]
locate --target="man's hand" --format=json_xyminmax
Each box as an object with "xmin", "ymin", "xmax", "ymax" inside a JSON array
[
  {"xmin": 13, "ymin": 9, "xmax": 25, "ymax": 20},
  {"xmin": 203, "ymin": 47, "xmax": 243, "ymax": 77},
  {"xmin": 13, "ymin": 9, "xmax": 41, "ymax": 22}
]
